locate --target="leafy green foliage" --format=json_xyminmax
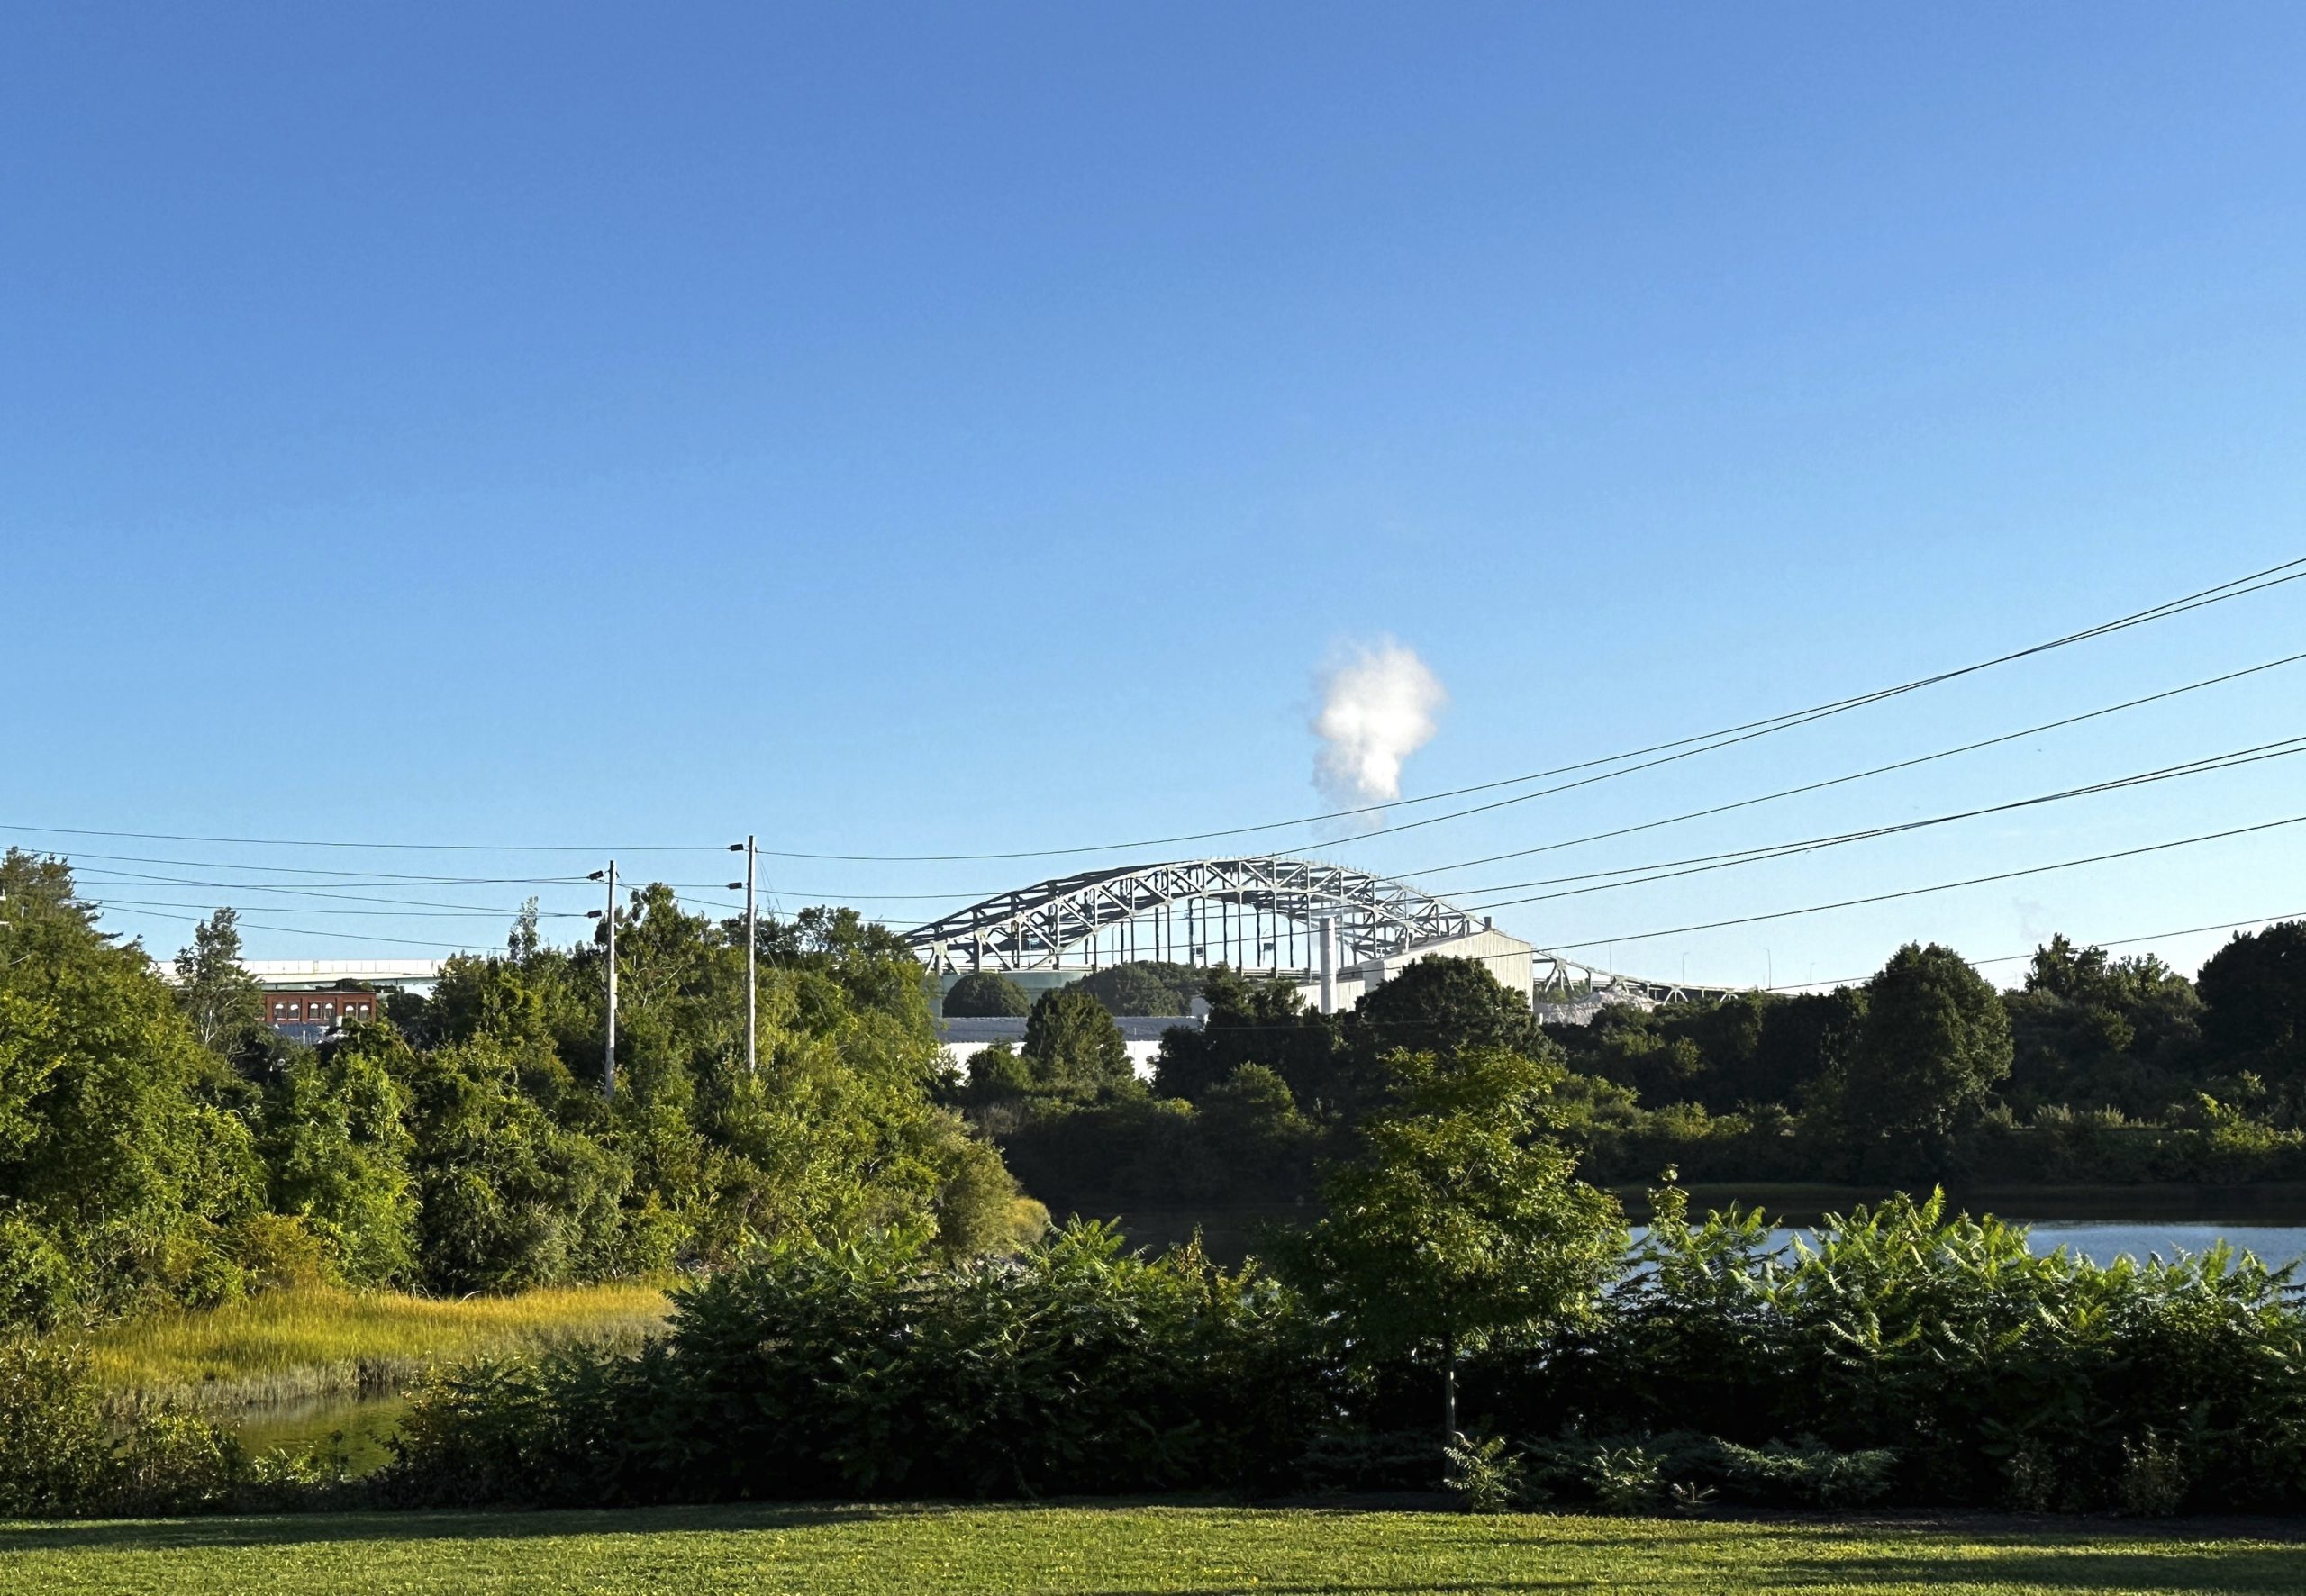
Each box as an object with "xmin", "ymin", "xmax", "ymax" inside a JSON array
[
  {"xmin": 0, "ymin": 1337, "xmax": 256, "ymax": 1517},
  {"xmin": 382, "ymin": 1223, "xmax": 1320, "ymax": 1505},
  {"xmin": 0, "ymin": 853, "xmax": 1030, "ymax": 1330},
  {"xmin": 259, "ymin": 1038, "xmax": 419, "ymax": 1286},
  {"xmin": 1708, "ymin": 1437, "xmax": 1896, "ymax": 1507},
  {"xmin": 1075, "ymin": 962, "xmax": 1201, "ymax": 1017},
  {"xmin": 171, "ymin": 909, "xmax": 266, "ymax": 1061},
  {"xmin": 1544, "ymin": 1184, "xmax": 2306, "ymax": 1511},
  {"xmin": 1152, "ymin": 966, "xmax": 1339, "ymax": 1106},
  {"xmin": 1843, "ymin": 942, "xmax": 2012, "ymax": 1146},
  {"xmin": 942, "ymin": 972, "xmax": 1030, "ymax": 1019},
  {"xmin": 1442, "ymin": 1430, "xmax": 1529, "ymax": 1513},
  {"xmin": 2198, "ymin": 920, "xmax": 2306, "ymax": 1080},
  {"xmin": 1282, "ymin": 1047, "xmax": 1624, "ymax": 1439},
  {"xmin": 1021, "ymin": 986, "xmax": 1130, "ymax": 1093},
  {"xmin": 962, "ymin": 1040, "xmax": 1032, "ymax": 1099},
  {"xmin": 1348, "ymin": 957, "xmax": 1540, "ymax": 1066},
  {"xmin": 0, "ymin": 849, "xmax": 265, "ymax": 1323}
]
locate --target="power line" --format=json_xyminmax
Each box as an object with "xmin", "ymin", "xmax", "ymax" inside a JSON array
[
  {"xmin": 68, "ymin": 869, "xmax": 590, "ymax": 915},
  {"xmin": 89, "ymin": 902, "xmax": 502, "ymax": 951},
  {"xmin": 1447, "ymin": 734, "xmax": 2306, "ymax": 911},
  {"xmin": 1534, "ymin": 810, "xmax": 2306, "ymax": 955},
  {"xmin": 0, "ymin": 846, "xmax": 588, "ymax": 884},
  {"xmin": 84, "ymin": 895, "xmax": 585, "ymax": 920},
  {"xmin": 751, "ymin": 736, "xmax": 2306, "ymax": 957},
  {"xmin": 3, "ymin": 554, "xmax": 2300, "ymax": 864},
  {"xmin": 732, "ymin": 555, "xmax": 2306, "ymax": 861},
  {"xmin": 622, "ymin": 646, "xmax": 2306, "ymax": 909},
  {"xmin": 1403, "ymin": 648, "xmax": 2306, "ymax": 880}
]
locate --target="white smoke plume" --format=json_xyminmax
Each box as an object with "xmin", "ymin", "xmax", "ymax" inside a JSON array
[{"xmin": 1311, "ymin": 640, "xmax": 1448, "ymax": 816}]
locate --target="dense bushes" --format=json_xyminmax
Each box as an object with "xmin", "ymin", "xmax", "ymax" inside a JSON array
[
  {"xmin": 1507, "ymin": 1187, "xmax": 2306, "ymax": 1514},
  {"xmin": 358, "ymin": 1183, "xmax": 2306, "ymax": 1518},
  {"xmin": 14, "ymin": 1184, "xmax": 2306, "ymax": 1518},
  {"xmin": 991, "ymin": 1075, "xmax": 1321, "ymax": 1211},
  {"xmin": 0, "ymin": 1337, "xmax": 339, "ymax": 1518},
  {"xmin": 379, "ymin": 1222, "xmax": 1319, "ymax": 1506}
]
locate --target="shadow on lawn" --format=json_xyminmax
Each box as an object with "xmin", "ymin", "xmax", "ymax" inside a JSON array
[
  {"xmin": 0, "ymin": 1502, "xmax": 903, "ymax": 1554},
  {"xmin": 1069, "ymin": 1544, "xmax": 2301, "ymax": 1596}
]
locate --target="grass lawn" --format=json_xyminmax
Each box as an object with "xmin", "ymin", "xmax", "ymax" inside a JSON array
[
  {"xmin": 67, "ymin": 1283, "xmax": 671, "ymax": 1409},
  {"xmin": 2, "ymin": 1503, "xmax": 2296, "ymax": 1595}
]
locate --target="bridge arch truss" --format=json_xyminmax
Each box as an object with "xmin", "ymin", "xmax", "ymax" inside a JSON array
[
  {"xmin": 905, "ymin": 857, "xmax": 1480, "ymax": 975},
  {"xmin": 903, "ymin": 854, "xmax": 1743, "ymax": 1005}
]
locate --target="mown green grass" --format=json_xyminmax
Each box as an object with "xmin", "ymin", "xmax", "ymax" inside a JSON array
[
  {"xmin": 1, "ymin": 1503, "xmax": 2295, "ymax": 1595},
  {"xmin": 65, "ymin": 1283, "xmax": 671, "ymax": 1410}
]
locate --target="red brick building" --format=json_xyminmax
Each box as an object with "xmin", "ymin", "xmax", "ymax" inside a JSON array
[{"xmin": 263, "ymin": 990, "xmax": 380, "ymax": 1029}]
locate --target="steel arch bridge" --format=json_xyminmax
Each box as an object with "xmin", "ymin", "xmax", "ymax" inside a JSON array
[{"xmin": 901, "ymin": 855, "xmax": 1734, "ymax": 1004}]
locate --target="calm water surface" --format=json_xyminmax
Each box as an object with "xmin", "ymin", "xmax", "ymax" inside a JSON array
[
  {"xmin": 232, "ymin": 1392, "xmax": 407, "ymax": 1476},
  {"xmin": 1716, "ymin": 1221, "xmax": 2306, "ymax": 1270}
]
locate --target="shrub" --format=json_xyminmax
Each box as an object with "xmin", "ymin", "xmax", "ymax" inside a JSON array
[
  {"xmin": 1582, "ymin": 1443, "xmax": 1670, "ymax": 1514},
  {"xmin": 380, "ymin": 1221, "xmax": 1323, "ymax": 1507},
  {"xmin": 0, "ymin": 1338, "xmax": 110, "ymax": 1516},
  {"xmin": 1443, "ymin": 1431, "xmax": 1529, "ymax": 1513},
  {"xmin": 106, "ymin": 1406, "xmax": 240, "ymax": 1516},
  {"xmin": 2117, "ymin": 1431, "xmax": 2191, "ymax": 1518},
  {"xmin": 224, "ymin": 1212, "xmax": 340, "ymax": 1292},
  {"xmin": 1711, "ymin": 1437, "xmax": 1895, "ymax": 1508},
  {"xmin": 0, "ymin": 1337, "xmax": 248, "ymax": 1518},
  {"xmin": 0, "ymin": 1210, "xmax": 79, "ymax": 1333}
]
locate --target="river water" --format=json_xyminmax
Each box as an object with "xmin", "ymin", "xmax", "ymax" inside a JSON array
[{"xmin": 1788, "ymin": 1219, "xmax": 2306, "ymax": 1271}]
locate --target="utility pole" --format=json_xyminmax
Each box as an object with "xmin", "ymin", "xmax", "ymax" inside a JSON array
[
  {"xmin": 727, "ymin": 837, "xmax": 756, "ymax": 1075},
  {"xmin": 589, "ymin": 861, "xmax": 618, "ymax": 1098}
]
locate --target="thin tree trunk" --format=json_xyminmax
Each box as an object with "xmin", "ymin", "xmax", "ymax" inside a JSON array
[{"xmin": 1442, "ymin": 1326, "xmax": 1457, "ymax": 1445}]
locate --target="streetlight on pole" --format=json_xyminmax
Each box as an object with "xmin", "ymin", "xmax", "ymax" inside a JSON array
[
  {"xmin": 726, "ymin": 838, "xmax": 756, "ymax": 1075},
  {"xmin": 587, "ymin": 861, "xmax": 618, "ymax": 1099},
  {"xmin": 1763, "ymin": 948, "xmax": 1773, "ymax": 990}
]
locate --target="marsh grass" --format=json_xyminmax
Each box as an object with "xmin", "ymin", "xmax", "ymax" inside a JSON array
[{"xmin": 66, "ymin": 1283, "xmax": 671, "ymax": 1411}]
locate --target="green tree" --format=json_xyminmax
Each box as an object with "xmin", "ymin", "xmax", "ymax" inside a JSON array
[
  {"xmin": 1844, "ymin": 943, "xmax": 2012, "ymax": 1148},
  {"xmin": 172, "ymin": 908, "xmax": 263, "ymax": 1058},
  {"xmin": 964, "ymin": 1040, "xmax": 1033, "ymax": 1099},
  {"xmin": 1350, "ymin": 955, "xmax": 1539, "ymax": 1063},
  {"xmin": 1076, "ymin": 961, "xmax": 1202, "ymax": 1017},
  {"xmin": 260, "ymin": 1027, "xmax": 420, "ymax": 1285},
  {"xmin": 943, "ymin": 971, "xmax": 1031, "ymax": 1018},
  {"xmin": 1021, "ymin": 986, "xmax": 1130, "ymax": 1093},
  {"xmin": 0, "ymin": 851, "xmax": 263, "ymax": 1320},
  {"xmin": 1153, "ymin": 966, "xmax": 1340, "ymax": 1105},
  {"xmin": 2198, "ymin": 921, "xmax": 2306, "ymax": 1076},
  {"xmin": 1282, "ymin": 1046, "xmax": 1623, "ymax": 1443},
  {"xmin": 1195, "ymin": 1063, "xmax": 1315, "ymax": 1192},
  {"xmin": 400, "ymin": 1035, "xmax": 640, "ymax": 1292},
  {"xmin": 2002, "ymin": 935, "xmax": 2201, "ymax": 1112}
]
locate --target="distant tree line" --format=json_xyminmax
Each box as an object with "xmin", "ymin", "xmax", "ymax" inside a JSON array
[{"xmin": 954, "ymin": 923, "xmax": 2306, "ymax": 1217}]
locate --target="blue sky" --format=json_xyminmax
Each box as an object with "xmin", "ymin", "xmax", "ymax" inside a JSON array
[{"xmin": 4, "ymin": 4, "xmax": 2303, "ymax": 988}]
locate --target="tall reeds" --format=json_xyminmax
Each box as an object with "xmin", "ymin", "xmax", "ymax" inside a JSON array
[{"xmin": 68, "ymin": 1282, "xmax": 671, "ymax": 1411}]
